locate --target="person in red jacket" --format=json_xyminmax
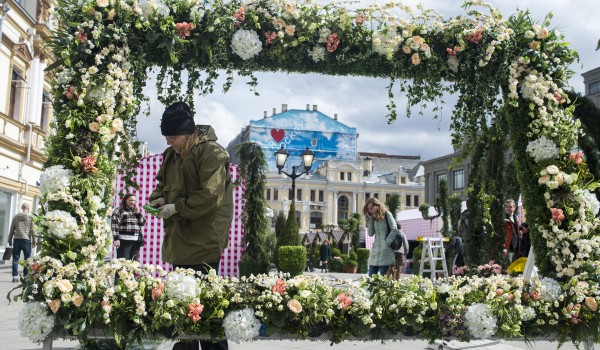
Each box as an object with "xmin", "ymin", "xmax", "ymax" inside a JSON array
[{"xmin": 503, "ymin": 199, "xmax": 520, "ymax": 262}]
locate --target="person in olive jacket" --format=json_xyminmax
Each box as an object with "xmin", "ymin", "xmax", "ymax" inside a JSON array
[
  {"xmin": 149, "ymin": 101, "xmax": 232, "ymax": 350},
  {"xmin": 363, "ymin": 197, "xmax": 399, "ymax": 277}
]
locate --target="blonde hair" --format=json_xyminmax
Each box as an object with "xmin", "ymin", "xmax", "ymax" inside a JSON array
[
  {"xmin": 179, "ymin": 132, "xmax": 200, "ymax": 157},
  {"xmin": 363, "ymin": 197, "xmax": 386, "ymax": 221}
]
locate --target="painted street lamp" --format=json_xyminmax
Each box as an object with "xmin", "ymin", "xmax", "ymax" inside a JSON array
[{"xmin": 275, "ymin": 146, "xmax": 315, "ymax": 203}]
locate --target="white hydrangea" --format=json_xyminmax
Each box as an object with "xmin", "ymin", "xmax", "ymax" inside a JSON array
[
  {"xmin": 307, "ymin": 46, "xmax": 326, "ymax": 62},
  {"xmin": 42, "ymin": 210, "xmax": 80, "ymax": 239},
  {"xmin": 39, "ymin": 166, "xmax": 73, "ymax": 194},
  {"xmin": 231, "ymin": 29, "xmax": 262, "ymax": 60},
  {"xmin": 19, "ymin": 302, "xmax": 56, "ymax": 342},
  {"xmin": 223, "ymin": 308, "xmax": 261, "ymax": 343},
  {"xmin": 165, "ymin": 272, "xmax": 200, "ymax": 301},
  {"xmin": 464, "ymin": 303, "xmax": 497, "ymax": 339},
  {"xmin": 539, "ymin": 277, "xmax": 562, "ymax": 302},
  {"xmin": 525, "ymin": 136, "xmax": 559, "ymax": 162},
  {"xmin": 574, "ymin": 189, "xmax": 600, "ymax": 217},
  {"xmin": 522, "ymin": 306, "xmax": 536, "ymax": 321}
]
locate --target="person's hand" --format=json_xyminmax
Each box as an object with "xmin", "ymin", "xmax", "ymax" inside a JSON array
[
  {"xmin": 150, "ymin": 198, "xmax": 165, "ymax": 207},
  {"xmin": 133, "ymin": 204, "xmax": 140, "ymax": 214},
  {"xmin": 114, "ymin": 239, "xmax": 120, "ymax": 248},
  {"xmin": 502, "ymin": 249, "xmax": 508, "ymax": 257},
  {"xmin": 157, "ymin": 204, "xmax": 177, "ymax": 219}
]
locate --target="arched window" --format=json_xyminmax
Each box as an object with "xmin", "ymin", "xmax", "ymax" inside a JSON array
[{"xmin": 337, "ymin": 195, "xmax": 349, "ymax": 222}]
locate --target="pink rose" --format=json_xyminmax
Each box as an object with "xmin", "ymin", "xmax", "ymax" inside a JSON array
[{"xmin": 327, "ymin": 33, "xmax": 340, "ymax": 53}]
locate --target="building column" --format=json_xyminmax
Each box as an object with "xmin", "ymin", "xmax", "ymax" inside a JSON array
[
  {"xmin": 352, "ymin": 192, "xmax": 357, "ymax": 213},
  {"xmin": 333, "ymin": 191, "xmax": 338, "ymax": 225}
]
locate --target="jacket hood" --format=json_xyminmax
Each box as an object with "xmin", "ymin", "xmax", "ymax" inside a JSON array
[{"xmin": 196, "ymin": 125, "xmax": 218, "ymax": 142}]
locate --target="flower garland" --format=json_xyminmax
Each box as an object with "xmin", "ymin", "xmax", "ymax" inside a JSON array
[{"xmin": 17, "ymin": 0, "xmax": 600, "ymax": 346}]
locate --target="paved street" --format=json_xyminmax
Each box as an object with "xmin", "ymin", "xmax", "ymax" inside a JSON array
[{"xmin": 0, "ymin": 262, "xmax": 582, "ymax": 350}]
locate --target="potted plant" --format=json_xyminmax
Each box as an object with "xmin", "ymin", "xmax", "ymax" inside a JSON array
[
  {"xmin": 344, "ymin": 250, "xmax": 359, "ymax": 273},
  {"xmin": 235, "ymin": 142, "xmax": 272, "ymax": 276},
  {"xmin": 356, "ymin": 248, "xmax": 370, "ymax": 274}
]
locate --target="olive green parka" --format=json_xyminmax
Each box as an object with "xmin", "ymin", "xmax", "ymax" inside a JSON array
[{"xmin": 150, "ymin": 125, "xmax": 233, "ymax": 265}]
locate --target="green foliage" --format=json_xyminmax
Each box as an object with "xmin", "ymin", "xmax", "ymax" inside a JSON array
[
  {"xmin": 412, "ymin": 243, "xmax": 423, "ymax": 275},
  {"xmin": 277, "ymin": 246, "xmax": 306, "ymax": 277},
  {"xmin": 567, "ymin": 91, "xmax": 600, "ymax": 187},
  {"xmin": 338, "ymin": 213, "xmax": 362, "ymax": 251},
  {"xmin": 385, "ymin": 193, "xmax": 401, "ymax": 214},
  {"xmin": 235, "ymin": 142, "xmax": 271, "ymax": 264},
  {"xmin": 449, "ymin": 195, "xmax": 463, "ymax": 235},
  {"xmin": 331, "ymin": 247, "xmax": 342, "ymax": 257},
  {"xmin": 349, "ymin": 250, "xmax": 358, "ymax": 261},
  {"xmin": 356, "ymin": 248, "xmax": 370, "ymax": 260},
  {"xmin": 275, "ymin": 211, "xmax": 286, "ymax": 238},
  {"xmin": 420, "ymin": 179, "xmax": 449, "ymax": 236}
]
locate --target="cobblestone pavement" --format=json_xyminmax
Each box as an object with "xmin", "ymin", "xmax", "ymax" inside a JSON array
[{"xmin": 0, "ymin": 263, "xmax": 582, "ymax": 350}]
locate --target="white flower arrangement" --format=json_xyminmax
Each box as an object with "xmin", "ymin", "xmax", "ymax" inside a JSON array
[
  {"xmin": 231, "ymin": 29, "xmax": 262, "ymax": 60},
  {"xmin": 525, "ymin": 136, "xmax": 559, "ymax": 162},
  {"xmin": 539, "ymin": 277, "xmax": 563, "ymax": 302},
  {"xmin": 574, "ymin": 189, "xmax": 600, "ymax": 217},
  {"xmin": 464, "ymin": 303, "xmax": 497, "ymax": 339},
  {"xmin": 18, "ymin": 302, "xmax": 56, "ymax": 342},
  {"xmin": 39, "ymin": 165, "xmax": 73, "ymax": 194},
  {"xmin": 41, "ymin": 210, "xmax": 81, "ymax": 239},
  {"xmin": 165, "ymin": 271, "xmax": 200, "ymax": 301},
  {"xmin": 223, "ymin": 308, "xmax": 262, "ymax": 343}
]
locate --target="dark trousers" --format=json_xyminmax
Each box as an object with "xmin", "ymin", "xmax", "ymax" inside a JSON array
[
  {"xmin": 12, "ymin": 239, "xmax": 31, "ymax": 277},
  {"xmin": 173, "ymin": 262, "xmax": 228, "ymax": 350},
  {"xmin": 116, "ymin": 240, "xmax": 140, "ymax": 260}
]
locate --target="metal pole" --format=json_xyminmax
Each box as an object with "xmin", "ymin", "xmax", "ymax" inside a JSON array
[{"xmin": 291, "ymin": 165, "xmax": 297, "ymax": 204}]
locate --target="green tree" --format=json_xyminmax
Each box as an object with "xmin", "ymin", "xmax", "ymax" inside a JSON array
[
  {"xmin": 338, "ymin": 213, "xmax": 362, "ymax": 251},
  {"xmin": 385, "ymin": 193, "xmax": 401, "ymax": 215},
  {"xmin": 275, "ymin": 210, "xmax": 286, "ymax": 238},
  {"xmin": 275, "ymin": 202, "xmax": 301, "ymax": 267},
  {"xmin": 235, "ymin": 142, "xmax": 272, "ymax": 266}
]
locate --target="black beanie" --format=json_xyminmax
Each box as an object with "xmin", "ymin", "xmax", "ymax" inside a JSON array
[{"xmin": 160, "ymin": 101, "xmax": 196, "ymax": 136}]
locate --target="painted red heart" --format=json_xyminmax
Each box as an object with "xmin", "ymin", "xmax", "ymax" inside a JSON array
[{"xmin": 271, "ymin": 129, "xmax": 285, "ymax": 143}]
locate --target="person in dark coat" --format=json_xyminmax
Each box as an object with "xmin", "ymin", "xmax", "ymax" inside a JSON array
[
  {"xmin": 519, "ymin": 222, "xmax": 531, "ymax": 258},
  {"xmin": 319, "ymin": 240, "xmax": 332, "ymax": 272}
]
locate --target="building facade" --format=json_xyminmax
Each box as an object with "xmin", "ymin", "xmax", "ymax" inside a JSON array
[
  {"xmin": 421, "ymin": 151, "xmax": 471, "ymax": 205},
  {"xmin": 229, "ymin": 105, "xmax": 425, "ymax": 232},
  {"xmin": 582, "ymin": 67, "xmax": 600, "ymax": 108},
  {"xmin": 0, "ymin": 0, "xmax": 54, "ymax": 251}
]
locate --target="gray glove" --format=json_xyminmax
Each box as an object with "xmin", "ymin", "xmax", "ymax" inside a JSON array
[
  {"xmin": 158, "ymin": 204, "xmax": 177, "ymax": 219},
  {"xmin": 150, "ymin": 197, "xmax": 165, "ymax": 207}
]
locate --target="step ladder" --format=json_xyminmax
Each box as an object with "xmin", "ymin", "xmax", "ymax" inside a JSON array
[{"xmin": 419, "ymin": 237, "xmax": 448, "ymax": 280}]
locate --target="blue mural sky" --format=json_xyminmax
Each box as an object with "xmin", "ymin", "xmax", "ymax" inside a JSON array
[
  {"xmin": 248, "ymin": 110, "xmax": 358, "ymax": 171},
  {"xmin": 137, "ymin": 0, "xmax": 600, "ymax": 162}
]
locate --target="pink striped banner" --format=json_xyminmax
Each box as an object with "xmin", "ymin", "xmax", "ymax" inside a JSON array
[{"xmin": 113, "ymin": 154, "xmax": 245, "ymax": 277}]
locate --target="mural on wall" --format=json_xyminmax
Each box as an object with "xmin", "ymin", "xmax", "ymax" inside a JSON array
[{"xmin": 248, "ymin": 109, "xmax": 358, "ymax": 171}]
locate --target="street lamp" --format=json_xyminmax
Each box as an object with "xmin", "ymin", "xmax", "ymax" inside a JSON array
[
  {"xmin": 275, "ymin": 146, "xmax": 315, "ymax": 203},
  {"xmin": 0, "ymin": 0, "xmax": 10, "ymax": 45}
]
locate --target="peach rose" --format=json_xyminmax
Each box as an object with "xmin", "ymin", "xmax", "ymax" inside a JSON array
[
  {"xmin": 287, "ymin": 299, "xmax": 302, "ymax": 314},
  {"xmin": 529, "ymin": 41, "xmax": 539, "ymax": 50},
  {"xmin": 107, "ymin": 9, "xmax": 116, "ymax": 21},
  {"xmin": 72, "ymin": 293, "xmax": 84, "ymax": 307},
  {"xmin": 48, "ymin": 299, "xmax": 61, "ymax": 314},
  {"xmin": 275, "ymin": 18, "xmax": 286, "ymax": 28},
  {"xmin": 89, "ymin": 121, "xmax": 100, "ymax": 132},
  {"xmin": 538, "ymin": 175, "xmax": 550, "ymax": 185},
  {"xmin": 402, "ymin": 45, "xmax": 411, "ymax": 54},
  {"xmin": 57, "ymin": 279, "xmax": 74, "ymax": 293},
  {"xmin": 285, "ymin": 25, "xmax": 296, "ymax": 36},
  {"xmin": 411, "ymin": 52, "xmax": 421, "ymax": 65},
  {"xmin": 537, "ymin": 27, "xmax": 549, "ymax": 39},
  {"xmin": 585, "ymin": 297, "xmax": 598, "ymax": 312}
]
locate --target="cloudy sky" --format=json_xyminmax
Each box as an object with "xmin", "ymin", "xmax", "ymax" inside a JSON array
[{"xmin": 136, "ymin": 0, "xmax": 600, "ymax": 161}]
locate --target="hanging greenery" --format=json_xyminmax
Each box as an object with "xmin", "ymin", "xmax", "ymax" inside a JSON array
[{"xmin": 234, "ymin": 142, "xmax": 272, "ymax": 272}]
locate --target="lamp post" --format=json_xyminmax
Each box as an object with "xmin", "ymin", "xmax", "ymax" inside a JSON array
[
  {"xmin": 275, "ymin": 146, "xmax": 315, "ymax": 204},
  {"xmin": 0, "ymin": 0, "xmax": 10, "ymax": 45}
]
